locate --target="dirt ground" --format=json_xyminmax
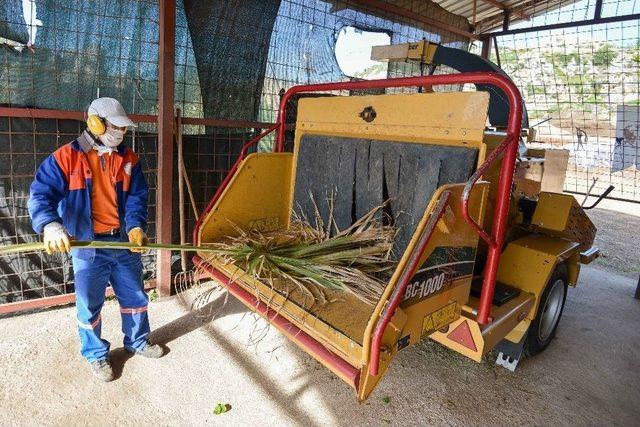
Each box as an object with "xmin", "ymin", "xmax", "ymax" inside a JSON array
[
  {"xmin": 0, "ymin": 264, "xmax": 638, "ymax": 426},
  {"xmin": 587, "ymin": 202, "xmax": 640, "ymax": 278}
]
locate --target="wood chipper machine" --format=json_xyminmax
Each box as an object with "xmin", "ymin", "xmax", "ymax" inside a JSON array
[{"xmin": 191, "ymin": 71, "xmax": 599, "ymax": 401}]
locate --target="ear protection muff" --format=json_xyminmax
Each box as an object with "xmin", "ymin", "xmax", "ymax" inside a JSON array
[{"xmin": 86, "ymin": 115, "xmax": 106, "ymax": 136}]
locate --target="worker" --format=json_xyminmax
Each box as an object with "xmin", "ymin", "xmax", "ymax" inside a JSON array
[{"xmin": 28, "ymin": 97, "xmax": 164, "ymax": 382}]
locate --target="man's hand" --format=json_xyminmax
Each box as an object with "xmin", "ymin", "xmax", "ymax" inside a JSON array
[
  {"xmin": 127, "ymin": 227, "xmax": 148, "ymax": 253},
  {"xmin": 43, "ymin": 222, "xmax": 71, "ymax": 254}
]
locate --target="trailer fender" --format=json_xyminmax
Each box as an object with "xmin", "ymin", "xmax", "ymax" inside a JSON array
[{"xmin": 496, "ymin": 234, "xmax": 580, "ymax": 342}]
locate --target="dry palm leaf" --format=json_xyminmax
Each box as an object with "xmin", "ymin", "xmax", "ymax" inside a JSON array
[{"xmin": 198, "ymin": 203, "xmax": 395, "ymax": 306}]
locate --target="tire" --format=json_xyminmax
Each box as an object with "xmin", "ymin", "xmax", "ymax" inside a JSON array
[{"xmin": 524, "ymin": 262, "xmax": 568, "ymax": 357}]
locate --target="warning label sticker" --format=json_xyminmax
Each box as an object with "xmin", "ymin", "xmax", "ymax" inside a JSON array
[{"xmin": 422, "ymin": 302, "xmax": 459, "ymax": 336}]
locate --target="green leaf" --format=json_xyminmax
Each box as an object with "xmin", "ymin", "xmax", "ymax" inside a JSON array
[{"xmin": 213, "ymin": 403, "xmax": 230, "ymax": 415}]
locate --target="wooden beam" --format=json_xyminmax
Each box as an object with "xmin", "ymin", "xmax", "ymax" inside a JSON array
[
  {"xmin": 478, "ymin": 0, "xmax": 529, "ymax": 20},
  {"xmin": 472, "ymin": 0, "xmax": 477, "ymax": 26},
  {"xmin": 156, "ymin": 0, "xmax": 176, "ymax": 297},
  {"xmin": 349, "ymin": 0, "xmax": 479, "ymax": 40},
  {"xmin": 502, "ymin": 10, "xmax": 510, "ymax": 32}
]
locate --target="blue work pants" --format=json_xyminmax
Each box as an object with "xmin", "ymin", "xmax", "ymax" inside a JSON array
[{"xmin": 72, "ymin": 236, "xmax": 150, "ymax": 361}]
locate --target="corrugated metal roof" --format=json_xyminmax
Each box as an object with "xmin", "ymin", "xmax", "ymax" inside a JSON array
[{"xmin": 432, "ymin": 0, "xmax": 584, "ymax": 33}]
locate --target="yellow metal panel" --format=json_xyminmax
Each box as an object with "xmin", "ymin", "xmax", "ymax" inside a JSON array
[
  {"xmin": 504, "ymin": 318, "xmax": 531, "ymax": 343},
  {"xmin": 531, "ymin": 192, "xmax": 597, "ymax": 252},
  {"xmin": 295, "ymin": 91, "xmax": 490, "ymax": 148},
  {"xmin": 479, "ymin": 292, "xmax": 533, "ymax": 351},
  {"xmin": 356, "ymin": 182, "xmax": 488, "ymax": 401},
  {"xmin": 198, "ymin": 153, "xmax": 293, "ymax": 245},
  {"xmin": 497, "ymin": 234, "xmax": 579, "ymax": 318},
  {"xmin": 531, "ymin": 192, "xmax": 573, "ymax": 231},
  {"xmin": 212, "ymin": 262, "xmax": 366, "ymax": 367}
]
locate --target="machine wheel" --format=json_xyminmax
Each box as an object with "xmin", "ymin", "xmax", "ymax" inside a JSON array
[{"xmin": 524, "ymin": 263, "xmax": 568, "ymax": 356}]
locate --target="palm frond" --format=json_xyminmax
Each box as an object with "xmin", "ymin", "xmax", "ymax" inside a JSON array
[{"xmin": 199, "ymin": 202, "xmax": 394, "ymax": 306}]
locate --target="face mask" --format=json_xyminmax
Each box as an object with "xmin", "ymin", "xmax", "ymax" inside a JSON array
[{"xmin": 98, "ymin": 127, "xmax": 126, "ymax": 148}]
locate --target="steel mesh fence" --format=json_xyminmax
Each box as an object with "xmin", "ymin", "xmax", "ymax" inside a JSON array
[
  {"xmin": 0, "ymin": 118, "xmax": 158, "ymax": 304},
  {"xmin": 490, "ymin": 1, "xmax": 640, "ymax": 202}
]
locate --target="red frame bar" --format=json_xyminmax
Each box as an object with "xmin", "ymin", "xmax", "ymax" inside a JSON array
[
  {"xmin": 193, "ymin": 256, "xmax": 360, "ymax": 389},
  {"xmin": 0, "ymin": 107, "xmax": 275, "ymax": 130},
  {"xmin": 370, "ymin": 191, "xmax": 451, "ymax": 375},
  {"xmin": 0, "ymin": 107, "xmax": 277, "ymax": 133},
  {"xmin": 181, "ymin": 117, "xmax": 275, "ymax": 129}
]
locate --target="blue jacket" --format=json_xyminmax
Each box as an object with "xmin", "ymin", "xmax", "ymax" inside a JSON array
[{"xmin": 28, "ymin": 131, "xmax": 149, "ymax": 261}]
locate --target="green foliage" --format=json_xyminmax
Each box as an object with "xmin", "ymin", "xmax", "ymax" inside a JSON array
[
  {"xmin": 546, "ymin": 51, "xmax": 581, "ymax": 67},
  {"xmin": 592, "ymin": 43, "xmax": 617, "ymax": 67},
  {"xmin": 526, "ymin": 83, "xmax": 547, "ymax": 96}
]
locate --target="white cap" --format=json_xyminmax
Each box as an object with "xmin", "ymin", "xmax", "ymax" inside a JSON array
[{"xmin": 87, "ymin": 97, "xmax": 136, "ymax": 128}]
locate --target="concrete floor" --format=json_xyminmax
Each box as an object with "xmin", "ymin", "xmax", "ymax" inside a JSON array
[
  {"xmin": 0, "ymin": 264, "xmax": 638, "ymax": 426},
  {"xmin": 588, "ymin": 206, "xmax": 640, "ymax": 278}
]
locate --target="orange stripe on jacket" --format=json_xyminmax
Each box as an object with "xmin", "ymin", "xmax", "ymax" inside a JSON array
[
  {"xmin": 53, "ymin": 144, "xmax": 87, "ymax": 191},
  {"xmin": 87, "ymin": 150, "xmax": 120, "ymax": 234}
]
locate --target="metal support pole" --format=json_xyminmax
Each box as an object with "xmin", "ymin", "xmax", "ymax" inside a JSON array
[
  {"xmin": 494, "ymin": 36, "xmax": 501, "ymax": 68},
  {"xmin": 594, "ymin": 0, "xmax": 603, "ymax": 19},
  {"xmin": 635, "ymin": 274, "xmax": 640, "ymax": 300},
  {"xmin": 156, "ymin": 0, "xmax": 175, "ymax": 296},
  {"xmin": 480, "ymin": 36, "xmax": 491, "ymax": 59},
  {"xmin": 484, "ymin": 13, "xmax": 640, "ymax": 37}
]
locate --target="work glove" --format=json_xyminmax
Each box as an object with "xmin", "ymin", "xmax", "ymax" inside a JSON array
[
  {"xmin": 43, "ymin": 222, "xmax": 71, "ymax": 254},
  {"xmin": 127, "ymin": 227, "xmax": 148, "ymax": 253}
]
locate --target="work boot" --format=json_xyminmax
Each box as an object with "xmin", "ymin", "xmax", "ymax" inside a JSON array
[
  {"xmin": 127, "ymin": 341, "xmax": 165, "ymax": 359},
  {"xmin": 90, "ymin": 359, "xmax": 114, "ymax": 382}
]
